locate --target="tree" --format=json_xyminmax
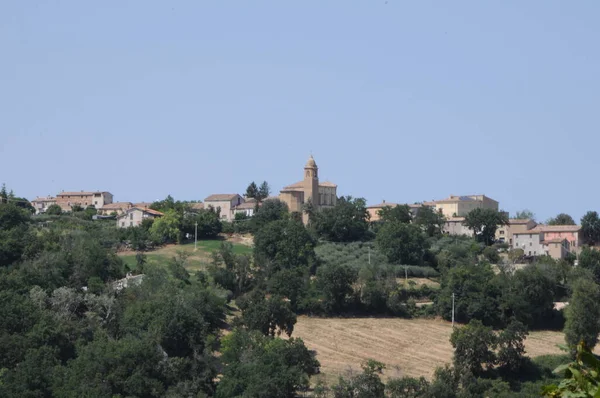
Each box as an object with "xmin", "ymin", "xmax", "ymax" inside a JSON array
[
  {"xmin": 376, "ymin": 223, "xmax": 428, "ymax": 265},
  {"xmin": 543, "ymin": 341, "xmax": 600, "ymax": 397},
  {"xmin": 547, "ymin": 213, "xmax": 576, "ymax": 225},
  {"xmin": 250, "ymin": 198, "xmax": 288, "ymax": 231},
  {"xmin": 496, "ymin": 320, "xmax": 528, "ymax": 372},
  {"xmin": 316, "ymin": 263, "xmax": 357, "ymax": 314},
  {"xmin": 313, "ymin": 196, "xmax": 370, "ymax": 242},
  {"xmin": 513, "ymin": 209, "xmax": 535, "ymax": 221},
  {"xmin": 577, "ymin": 246, "xmax": 600, "ymax": 283},
  {"xmin": 378, "ymin": 204, "xmax": 412, "ymax": 224},
  {"xmin": 582, "ymin": 211, "xmax": 600, "ymax": 245},
  {"xmin": 332, "ymin": 359, "xmax": 386, "ymax": 398},
  {"xmin": 237, "ymin": 290, "xmax": 297, "ymax": 337},
  {"xmin": 253, "ymin": 219, "xmax": 316, "ymax": 273},
  {"xmin": 414, "ymin": 205, "xmax": 445, "ymax": 237},
  {"xmin": 181, "ymin": 207, "xmax": 222, "ymax": 239},
  {"xmin": 149, "ymin": 209, "xmax": 182, "ymax": 244},
  {"xmin": 462, "ymin": 208, "xmax": 508, "ymax": 246},
  {"xmin": 245, "ymin": 181, "xmax": 259, "ymax": 200},
  {"xmin": 258, "ymin": 181, "xmax": 270, "ymax": 201},
  {"xmin": 564, "ymin": 278, "xmax": 600, "ymax": 352},
  {"xmin": 450, "ymin": 319, "xmax": 497, "ymax": 376},
  {"xmin": 386, "ymin": 376, "xmax": 430, "ymax": 398},
  {"xmin": 216, "ymin": 329, "xmax": 319, "ymax": 398},
  {"xmin": 45, "ymin": 204, "xmax": 63, "ymax": 215}
]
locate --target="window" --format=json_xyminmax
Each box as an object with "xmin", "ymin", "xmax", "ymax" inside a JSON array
[
  {"xmin": 129, "ymin": 213, "xmax": 133, "ymax": 220},
  {"xmin": 529, "ymin": 242, "xmax": 532, "ymax": 246},
  {"xmin": 499, "ymin": 230, "xmax": 504, "ymax": 235},
  {"xmin": 529, "ymin": 251, "xmax": 531, "ymax": 255},
  {"xmin": 129, "ymin": 221, "xmax": 133, "ymax": 227},
  {"xmin": 534, "ymin": 251, "xmax": 536, "ymax": 255},
  {"xmin": 529, "ymin": 234, "xmax": 532, "ymax": 238},
  {"xmin": 121, "ymin": 222, "xmax": 124, "ymax": 227},
  {"xmin": 94, "ymin": 201, "xmax": 98, "ymax": 205}
]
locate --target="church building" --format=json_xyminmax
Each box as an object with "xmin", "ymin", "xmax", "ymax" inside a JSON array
[{"xmin": 279, "ymin": 155, "xmax": 337, "ymax": 224}]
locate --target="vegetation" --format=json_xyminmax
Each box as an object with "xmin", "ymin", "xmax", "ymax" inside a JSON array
[
  {"xmin": 547, "ymin": 213, "xmax": 576, "ymax": 226},
  {"xmin": 462, "ymin": 208, "xmax": 508, "ymax": 246}
]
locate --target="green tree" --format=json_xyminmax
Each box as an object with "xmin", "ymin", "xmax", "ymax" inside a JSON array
[
  {"xmin": 245, "ymin": 181, "xmax": 259, "ymax": 200},
  {"xmin": 543, "ymin": 341, "xmax": 600, "ymax": 397},
  {"xmin": 564, "ymin": 278, "xmax": 600, "ymax": 352},
  {"xmin": 237, "ymin": 289, "xmax": 297, "ymax": 337},
  {"xmin": 577, "ymin": 246, "xmax": 600, "ymax": 283},
  {"xmin": 316, "ymin": 263, "xmax": 357, "ymax": 314},
  {"xmin": 462, "ymin": 208, "xmax": 508, "ymax": 246},
  {"xmin": 547, "ymin": 213, "xmax": 576, "ymax": 225},
  {"xmin": 376, "ymin": 222, "xmax": 428, "ymax": 265},
  {"xmin": 150, "ymin": 209, "xmax": 182, "ymax": 243},
  {"xmin": 513, "ymin": 209, "xmax": 535, "ymax": 221},
  {"xmin": 581, "ymin": 211, "xmax": 600, "ymax": 246},
  {"xmin": 332, "ymin": 359, "xmax": 386, "ymax": 398},
  {"xmin": 450, "ymin": 319, "xmax": 497, "ymax": 376},
  {"xmin": 496, "ymin": 320, "xmax": 528, "ymax": 372},
  {"xmin": 251, "ymin": 198, "xmax": 289, "ymax": 231},
  {"xmin": 313, "ymin": 196, "xmax": 370, "ymax": 242},
  {"xmin": 216, "ymin": 329, "xmax": 319, "ymax": 398},
  {"xmin": 45, "ymin": 204, "xmax": 62, "ymax": 215},
  {"xmin": 414, "ymin": 205, "xmax": 445, "ymax": 237},
  {"xmin": 258, "ymin": 181, "xmax": 270, "ymax": 201},
  {"xmin": 378, "ymin": 204, "xmax": 412, "ymax": 224},
  {"xmin": 253, "ymin": 219, "xmax": 316, "ymax": 273},
  {"xmin": 181, "ymin": 207, "xmax": 222, "ymax": 239},
  {"xmin": 386, "ymin": 376, "xmax": 430, "ymax": 398}
]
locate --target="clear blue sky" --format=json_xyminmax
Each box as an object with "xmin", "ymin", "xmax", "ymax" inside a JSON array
[{"xmin": 1, "ymin": 1, "xmax": 598, "ymax": 222}]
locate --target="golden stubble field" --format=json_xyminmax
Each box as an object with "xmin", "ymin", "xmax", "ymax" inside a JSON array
[{"xmin": 293, "ymin": 316, "xmax": 567, "ymax": 381}]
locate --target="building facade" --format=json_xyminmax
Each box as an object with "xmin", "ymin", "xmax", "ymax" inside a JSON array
[
  {"xmin": 55, "ymin": 191, "xmax": 113, "ymax": 212},
  {"xmin": 116, "ymin": 207, "xmax": 163, "ymax": 228},
  {"xmin": 442, "ymin": 217, "xmax": 473, "ymax": 236},
  {"xmin": 425, "ymin": 195, "xmax": 498, "ymax": 218},
  {"xmin": 495, "ymin": 218, "xmax": 537, "ymax": 245},
  {"xmin": 31, "ymin": 196, "xmax": 57, "ymax": 214},
  {"xmin": 204, "ymin": 194, "xmax": 244, "ymax": 221},
  {"xmin": 98, "ymin": 202, "xmax": 133, "ymax": 215},
  {"xmin": 279, "ymin": 155, "xmax": 338, "ymax": 224},
  {"xmin": 366, "ymin": 201, "xmax": 423, "ymax": 222}
]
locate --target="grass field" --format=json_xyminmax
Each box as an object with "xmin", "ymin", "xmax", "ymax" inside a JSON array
[
  {"xmin": 293, "ymin": 316, "xmax": 571, "ymax": 382},
  {"xmin": 119, "ymin": 238, "xmax": 253, "ymax": 273}
]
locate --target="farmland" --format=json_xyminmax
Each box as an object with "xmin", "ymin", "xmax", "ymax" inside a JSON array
[{"xmin": 293, "ymin": 316, "xmax": 572, "ymax": 381}]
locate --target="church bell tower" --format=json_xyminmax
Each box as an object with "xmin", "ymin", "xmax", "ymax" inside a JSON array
[{"xmin": 303, "ymin": 155, "xmax": 319, "ymax": 222}]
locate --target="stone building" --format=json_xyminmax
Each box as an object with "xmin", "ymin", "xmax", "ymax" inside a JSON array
[
  {"xmin": 55, "ymin": 191, "xmax": 113, "ymax": 212},
  {"xmin": 116, "ymin": 207, "xmax": 164, "ymax": 228},
  {"xmin": 279, "ymin": 155, "xmax": 337, "ymax": 224}
]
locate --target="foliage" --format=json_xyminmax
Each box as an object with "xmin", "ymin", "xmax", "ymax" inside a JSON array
[
  {"xmin": 236, "ymin": 289, "xmax": 297, "ymax": 337},
  {"xmin": 313, "ymin": 196, "xmax": 371, "ymax": 242},
  {"xmin": 378, "ymin": 204, "xmax": 412, "ymax": 224},
  {"xmin": 578, "ymin": 246, "xmax": 600, "ymax": 283},
  {"xmin": 450, "ymin": 319, "xmax": 497, "ymax": 376},
  {"xmin": 513, "ymin": 209, "xmax": 535, "ymax": 221},
  {"xmin": 547, "ymin": 213, "xmax": 576, "ymax": 226},
  {"xmin": 245, "ymin": 180, "xmax": 270, "ymax": 203},
  {"xmin": 316, "ymin": 263, "xmax": 357, "ymax": 314},
  {"xmin": 250, "ymin": 198, "xmax": 289, "ymax": 231},
  {"xmin": 564, "ymin": 278, "xmax": 600, "ymax": 352},
  {"xmin": 253, "ymin": 219, "xmax": 316, "ymax": 274},
  {"xmin": 462, "ymin": 208, "xmax": 508, "ymax": 246},
  {"xmin": 482, "ymin": 246, "xmax": 500, "ymax": 263},
  {"xmin": 496, "ymin": 320, "xmax": 528, "ymax": 372},
  {"xmin": 581, "ymin": 211, "xmax": 600, "ymax": 245},
  {"xmin": 181, "ymin": 207, "xmax": 222, "ymax": 239},
  {"xmin": 386, "ymin": 376, "xmax": 430, "ymax": 398},
  {"xmin": 45, "ymin": 203, "xmax": 63, "ymax": 215},
  {"xmin": 376, "ymin": 222, "xmax": 429, "ymax": 265},
  {"xmin": 216, "ymin": 328, "xmax": 319, "ymax": 398},
  {"xmin": 332, "ymin": 359, "xmax": 386, "ymax": 398},
  {"xmin": 413, "ymin": 205, "xmax": 445, "ymax": 238},
  {"xmin": 150, "ymin": 209, "xmax": 182, "ymax": 244},
  {"xmin": 543, "ymin": 341, "xmax": 600, "ymax": 397}
]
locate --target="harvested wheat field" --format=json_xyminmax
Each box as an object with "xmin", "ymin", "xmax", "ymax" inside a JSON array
[{"xmin": 293, "ymin": 316, "xmax": 567, "ymax": 381}]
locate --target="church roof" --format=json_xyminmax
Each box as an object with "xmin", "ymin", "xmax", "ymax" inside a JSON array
[{"xmin": 282, "ymin": 181, "xmax": 304, "ymax": 190}]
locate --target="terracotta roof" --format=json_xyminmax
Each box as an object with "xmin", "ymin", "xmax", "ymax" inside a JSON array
[
  {"xmin": 538, "ymin": 225, "xmax": 581, "ymax": 232},
  {"xmin": 319, "ymin": 181, "xmax": 337, "ymax": 188},
  {"xmin": 282, "ymin": 181, "xmax": 304, "ymax": 190},
  {"xmin": 205, "ymin": 194, "xmax": 240, "ymax": 202},
  {"xmin": 542, "ymin": 238, "xmax": 568, "ymax": 244},
  {"xmin": 367, "ymin": 202, "xmax": 399, "ymax": 209},
  {"xmin": 57, "ymin": 191, "xmax": 110, "ymax": 196},
  {"xmin": 305, "ymin": 155, "xmax": 317, "ymax": 168},
  {"xmin": 513, "ymin": 229, "xmax": 542, "ymax": 235},
  {"xmin": 100, "ymin": 202, "xmax": 132, "ymax": 210},
  {"xmin": 117, "ymin": 207, "xmax": 164, "ymax": 219},
  {"xmin": 32, "ymin": 196, "xmax": 56, "ymax": 202},
  {"xmin": 234, "ymin": 200, "xmax": 258, "ymax": 210},
  {"xmin": 189, "ymin": 202, "xmax": 204, "ymax": 210},
  {"xmin": 134, "ymin": 202, "xmax": 152, "ymax": 209}
]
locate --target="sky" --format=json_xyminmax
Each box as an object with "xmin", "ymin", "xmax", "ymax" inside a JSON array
[{"xmin": 1, "ymin": 1, "xmax": 599, "ymax": 222}]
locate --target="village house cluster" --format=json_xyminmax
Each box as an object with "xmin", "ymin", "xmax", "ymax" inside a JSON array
[{"xmin": 31, "ymin": 155, "xmax": 578, "ymax": 261}]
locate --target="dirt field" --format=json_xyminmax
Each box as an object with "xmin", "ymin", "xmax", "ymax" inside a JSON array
[{"xmin": 293, "ymin": 316, "xmax": 568, "ymax": 381}]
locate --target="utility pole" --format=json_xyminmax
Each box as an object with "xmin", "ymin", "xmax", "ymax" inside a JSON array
[
  {"xmin": 451, "ymin": 293, "xmax": 455, "ymax": 328},
  {"xmin": 405, "ymin": 265, "xmax": 408, "ymax": 283},
  {"xmin": 368, "ymin": 245, "xmax": 371, "ymax": 265},
  {"xmin": 194, "ymin": 222, "xmax": 198, "ymax": 250}
]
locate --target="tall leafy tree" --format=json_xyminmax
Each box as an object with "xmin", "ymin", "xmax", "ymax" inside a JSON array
[
  {"xmin": 577, "ymin": 247, "xmax": 600, "ymax": 283},
  {"xmin": 582, "ymin": 211, "xmax": 600, "ymax": 245},
  {"xmin": 547, "ymin": 213, "xmax": 576, "ymax": 226},
  {"xmin": 245, "ymin": 181, "xmax": 259, "ymax": 200},
  {"xmin": 316, "ymin": 263, "xmax": 357, "ymax": 314},
  {"xmin": 414, "ymin": 205, "xmax": 446, "ymax": 237},
  {"xmin": 237, "ymin": 289, "xmax": 297, "ymax": 337},
  {"xmin": 258, "ymin": 181, "xmax": 270, "ymax": 201},
  {"xmin": 376, "ymin": 222, "xmax": 428, "ymax": 265},
  {"xmin": 251, "ymin": 198, "xmax": 288, "ymax": 231},
  {"xmin": 564, "ymin": 278, "xmax": 600, "ymax": 352},
  {"xmin": 45, "ymin": 204, "xmax": 63, "ymax": 215},
  {"xmin": 313, "ymin": 196, "xmax": 370, "ymax": 242},
  {"xmin": 450, "ymin": 319, "xmax": 497, "ymax": 376},
  {"xmin": 512, "ymin": 209, "xmax": 535, "ymax": 221},
  {"xmin": 378, "ymin": 204, "xmax": 412, "ymax": 224},
  {"xmin": 462, "ymin": 208, "xmax": 508, "ymax": 246}
]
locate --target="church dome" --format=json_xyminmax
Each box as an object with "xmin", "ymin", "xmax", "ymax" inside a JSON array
[{"xmin": 305, "ymin": 155, "xmax": 317, "ymax": 168}]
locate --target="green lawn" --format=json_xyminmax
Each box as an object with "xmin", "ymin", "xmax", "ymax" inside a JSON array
[{"xmin": 119, "ymin": 239, "xmax": 252, "ymax": 273}]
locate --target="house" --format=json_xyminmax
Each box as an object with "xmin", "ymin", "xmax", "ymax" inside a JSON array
[
  {"xmin": 233, "ymin": 198, "xmax": 258, "ymax": 217},
  {"xmin": 366, "ymin": 201, "xmax": 423, "ymax": 222},
  {"xmin": 204, "ymin": 194, "xmax": 244, "ymax": 222},
  {"xmin": 495, "ymin": 219, "xmax": 537, "ymax": 245},
  {"xmin": 424, "ymin": 195, "xmax": 498, "ymax": 218},
  {"xmin": 442, "ymin": 217, "xmax": 473, "ymax": 236},
  {"xmin": 279, "ymin": 155, "xmax": 338, "ymax": 224},
  {"xmin": 116, "ymin": 207, "xmax": 164, "ymax": 228},
  {"xmin": 538, "ymin": 225, "xmax": 582, "ymax": 254},
  {"xmin": 98, "ymin": 202, "xmax": 133, "ymax": 215},
  {"xmin": 189, "ymin": 202, "xmax": 204, "ymax": 211},
  {"xmin": 513, "ymin": 228, "xmax": 573, "ymax": 259},
  {"xmin": 31, "ymin": 196, "xmax": 57, "ymax": 214},
  {"xmin": 55, "ymin": 191, "xmax": 113, "ymax": 212},
  {"xmin": 134, "ymin": 202, "xmax": 153, "ymax": 209}
]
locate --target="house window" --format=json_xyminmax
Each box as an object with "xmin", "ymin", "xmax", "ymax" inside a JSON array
[
  {"xmin": 529, "ymin": 251, "xmax": 531, "ymax": 255},
  {"xmin": 130, "ymin": 221, "xmax": 133, "ymax": 227},
  {"xmin": 499, "ymin": 230, "xmax": 504, "ymax": 235},
  {"xmin": 529, "ymin": 242, "xmax": 532, "ymax": 246},
  {"xmin": 94, "ymin": 201, "xmax": 98, "ymax": 205},
  {"xmin": 529, "ymin": 234, "xmax": 532, "ymax": 238},
  {"xmin": 121, "ymin": 222, "xmax": 124, "ymax": 227},
  {"xmin": 534, "ymin": 251, "xmax": 536, "ymax": 255},
  {"xmin": 130, "ymin": 213, "xmax": 133, "ymax": 220}
]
